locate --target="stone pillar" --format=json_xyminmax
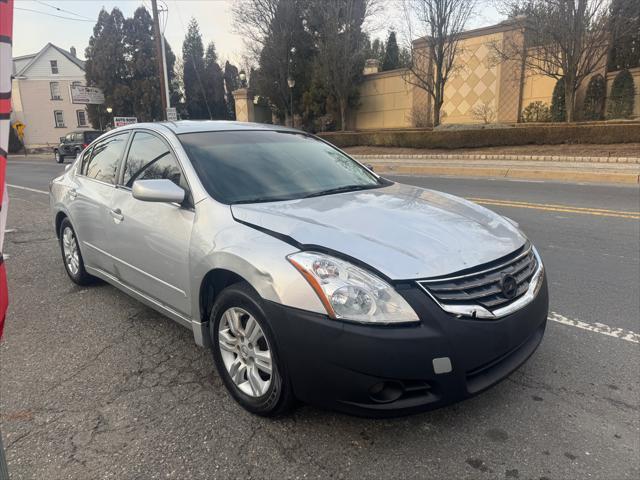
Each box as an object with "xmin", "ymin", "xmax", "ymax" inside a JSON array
[
  {"xmin": 363, "ymin": 59, "xmax": 380, "ymax": 75},
  {"xmin": 232, "ymin": 88, "xmax": 255, "ymax": 122}
]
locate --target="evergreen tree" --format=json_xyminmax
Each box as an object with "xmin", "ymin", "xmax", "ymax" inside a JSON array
[
  {"xmin": 399, "ymin": 47, "xmax": 411, "ymax": 68},
  {"xmin": 204, "ymin": 43, "xmax": 227, "ymax": 119},
  {"xmin": 550, "ymin": 78, "xmax": 566, "ymax": 122},
  {"xmin": 224, "ymin": 61, "xmax": 240, "ymax": 120},
  {"xmin": 365, "ymin": 37, "xmax": 385, "ymax": 64},
  {"xmin": 182, "ymin": 19, "xmax": 210, "ymax": 119},
  {"xmin": 608, "ymin": 0, "xmax": 640, "ymax": 71},
  {"xmin": 124, "ymin": 7, "xmax": 162, "ymax": 121},
  {"xmin": 582, "ymin": 74, "xmax": 606, "ymax": 121},
  {"xmin": 164, "ymin": 42, "xmax": 182, "ymax": 113},
  {"xmin": 607, "ymin": 69, "xmax": 636, "ymax": 119},
  {"xmin": 85, "ymin": 8, "xmax": 130, "ymax": 128},
  {"xmin": 306, "ymin": 0, "xmax": 369, "ymax": 130},
  {"xmin": 253, "ymin": 0, "xmax": 314, "ymax": 124},
  {"xmin": 382, "ymin": 31, "xmax": 400, "ymax": 70}
]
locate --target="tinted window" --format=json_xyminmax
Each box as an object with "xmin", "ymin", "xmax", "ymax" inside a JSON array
[
  {"xmin": 82, "ymin": 133, "xmax": 128, "ymax": 184},
  {"xmin": 84, "ymin": 131, "xmax": 102, "ymax": 143},
  {"xmin": 123, "ymin": 132, "xmax": 186, "ymax": 191},
  {"xmin": 179, "ymin": 131, "xmax": 381, "ymax": 204}
]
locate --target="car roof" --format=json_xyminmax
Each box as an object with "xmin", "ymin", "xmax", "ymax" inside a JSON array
[{"xmin": 112, "ymin": 120, "xmax": 300, "ymax": 136}]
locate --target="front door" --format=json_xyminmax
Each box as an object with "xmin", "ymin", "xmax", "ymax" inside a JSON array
[{"xmin": 105, "ymin": 131, "xmax": 194, "ymax": 316}]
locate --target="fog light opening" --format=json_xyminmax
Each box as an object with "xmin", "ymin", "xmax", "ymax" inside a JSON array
[{"xmin": 369, "ymin": 381, "xmax": 404, "ymax": 403}]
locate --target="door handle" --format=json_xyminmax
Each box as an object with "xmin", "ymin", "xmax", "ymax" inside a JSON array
[
  {"xmin": 110, "ymin": 208, "xmax": 124, "ymax": 223},
  {"xmin": 69, "ymin": 188, "xmax": 77, "ymax": 199}
]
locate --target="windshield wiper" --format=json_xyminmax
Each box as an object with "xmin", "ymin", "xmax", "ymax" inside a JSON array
[
  {"xmin": 231, "ymin": 196, "xmax": 296, "ymax": 205},
  {"xmin": 303, "ymin": 184, "xmax": 380, "ymax": 199}
]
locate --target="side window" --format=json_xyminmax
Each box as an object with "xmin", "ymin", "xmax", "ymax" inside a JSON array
[
  {"xmin": 82, "ymin": 133, "xmax": 128, "ymax": 184},
  {"xmin": 122, "ymin": 132, "xmax": 187, "ymax": 192},
  {"xmin": 65, "ymin": 133, "xmax": 74, "ymax": 142}
]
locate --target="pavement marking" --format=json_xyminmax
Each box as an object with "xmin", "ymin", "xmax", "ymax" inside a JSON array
[
  {"xmin": 7, "ymin": 184, "xmax": 48, "ymax": 195},
  {"xmin": 548, "ymin": 311, "xmax": 640, "ymax": 344},
  {"xmin": 469, "ymin": 197, "xmax": 640, "ymax": 220}
]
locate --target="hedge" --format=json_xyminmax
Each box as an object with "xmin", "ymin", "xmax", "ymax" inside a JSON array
[{"xmin": 318, "ymin": 123, "xmax": 640, "ymax": 149}]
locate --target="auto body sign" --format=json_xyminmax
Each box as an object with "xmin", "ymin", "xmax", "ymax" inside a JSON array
[
  {"xmin": 113, "ymin": 117, "xmax": 138, "ymax": 127},
  {"xmin": 69, "ymin": 85, "xmax": 105, "ymax": 105}
]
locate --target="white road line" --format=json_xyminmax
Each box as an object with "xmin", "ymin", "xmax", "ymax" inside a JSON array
[
  {"xmin": 7, "ymin": 184, "xmax": 48, "ymax": 195},
  {"xmin": 548, "ymin": 311, "xmax": 639, "ymax": 344}
]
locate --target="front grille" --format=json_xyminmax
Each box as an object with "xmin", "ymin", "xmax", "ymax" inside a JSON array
[{"xmin": 418, "ymin": 244, "xmax": 537, "ymax": 312}]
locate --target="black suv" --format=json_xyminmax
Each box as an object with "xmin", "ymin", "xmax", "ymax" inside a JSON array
[{"xmin": 54, "ymin": 130, "xmax": 103, "ymax": 163}]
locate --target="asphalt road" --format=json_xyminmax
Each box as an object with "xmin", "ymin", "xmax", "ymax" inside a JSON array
[{"xmin": 1, "ymin": 157, "xmax": 639, "ymax": 479}]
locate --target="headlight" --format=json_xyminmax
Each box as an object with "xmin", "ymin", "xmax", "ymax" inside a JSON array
[{"xmin": 287, "ymin": 251, "xmax": 419, "ymax": 325}]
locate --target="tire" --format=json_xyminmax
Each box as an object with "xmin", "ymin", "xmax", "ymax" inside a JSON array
[
  {"xmin": 58, "ymin": 218, "xmax": 94, "ymax": 285},
  {"xmin": 55, "ymin": 150, "xmax": 64, "ymax": 163},
  {"xmin": 209, "ymin": 282, "xmax": 295, "ymax": 416}
]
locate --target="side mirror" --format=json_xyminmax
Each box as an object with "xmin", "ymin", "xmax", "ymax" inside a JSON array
[
  {"xmin": 365, "ymin": 163, "xmax": 375, "ymax": 172},
  {"xmin": 132, "ymin": 179, "xmax": 185, "ymax": 204},
  {"xmin": 60, "ymin": 137, "xmax": 66, "ymax": 143}
]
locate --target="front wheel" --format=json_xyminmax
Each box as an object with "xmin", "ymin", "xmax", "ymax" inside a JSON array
[
  {"xmin": 55, "ymin": 150, "xmax": 64, "ymax": 163},
  {"xmin": 209, "ymin": 283, "xmax": 295, "ymax": 416}
]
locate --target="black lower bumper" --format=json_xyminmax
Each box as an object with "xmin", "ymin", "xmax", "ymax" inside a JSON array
[{"xmin": 263, "ymin": 276, "xmax": 549, "ymax": 417}]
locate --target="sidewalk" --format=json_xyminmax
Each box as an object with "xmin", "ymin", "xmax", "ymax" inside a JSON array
[{"xmin": 352, "ymin": 154, "xmax": 640, "ymax": 184}]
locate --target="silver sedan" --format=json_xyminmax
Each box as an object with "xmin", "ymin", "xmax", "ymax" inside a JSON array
[{"xmin": 50, "ymin": 121, "xmax": 548, "ymax": 417}]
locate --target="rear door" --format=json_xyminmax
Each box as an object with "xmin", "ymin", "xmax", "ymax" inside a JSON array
[
  {"xmin": 106, "ymin": 130, "xmax": 195, "ymax": 316},
  {"xmin": 67, "ymin": 131, "xmax": 130, "ymax": 274}
]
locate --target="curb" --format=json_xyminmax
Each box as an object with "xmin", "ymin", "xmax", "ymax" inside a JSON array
[
  {"xmin": 353, "ymin": 153, "xmax": 640, "ymax": 164},
  {"xmin": 371, "ymin": 164, "xmax": 640, "ymax": 185}
]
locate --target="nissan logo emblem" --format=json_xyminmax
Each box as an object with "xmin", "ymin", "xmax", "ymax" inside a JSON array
[{"xmin": 501, "ymin": 274, "xmax": 518, "ymax": 299}]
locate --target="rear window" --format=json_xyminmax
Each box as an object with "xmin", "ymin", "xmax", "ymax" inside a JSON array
[{"xmin": 84, "ymin": 131, "xmax": 102, "ymax": 143}]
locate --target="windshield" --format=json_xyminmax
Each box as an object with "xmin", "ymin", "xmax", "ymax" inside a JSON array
[{"xmin": 179, "ymin": 130, "xmax": 384, "ymax": 204}]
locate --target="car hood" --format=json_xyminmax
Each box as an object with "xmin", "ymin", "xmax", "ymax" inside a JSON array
[{"xmin": 231, "ymin": 183, "xmax": 527, "ymax": 280}]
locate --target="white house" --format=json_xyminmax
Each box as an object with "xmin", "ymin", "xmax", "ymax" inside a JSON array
[{"xmin": 12, "ymin": 43, "xmax": 92, "ymax": 150}]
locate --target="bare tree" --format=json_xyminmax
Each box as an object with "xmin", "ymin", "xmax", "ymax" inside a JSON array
[
  {"xmin": 232, "ymin": 0, "xmax": 277, "ymax": 56},
  {"xmin": 493, "ymin": 0, "xmax": 610, "ymax": 122},
  {"xmin": 400, "ymin": 0, "xmax": 477, "ymax": 126}
]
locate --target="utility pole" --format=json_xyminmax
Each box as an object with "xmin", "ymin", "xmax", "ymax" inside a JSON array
[{"xmin": 151, "ymin": 0, "xmax": 168, "ymax": 119}]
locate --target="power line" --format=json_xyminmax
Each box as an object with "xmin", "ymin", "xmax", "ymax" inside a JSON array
[
  {"xmin": 34, "ymin": 1, "xmax": 94, "ymax": 21},
  {"xmin": 15, "ymin": 6, "xmax": 94, "ymax": 22}
]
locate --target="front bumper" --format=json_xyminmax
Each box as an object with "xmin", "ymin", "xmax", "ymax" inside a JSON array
[{"xmin": 263, "ymin": 275, "xmax": 549, "ymax": 417}]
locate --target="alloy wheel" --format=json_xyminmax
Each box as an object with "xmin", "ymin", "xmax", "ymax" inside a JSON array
[
  {"xmin": 218, "ymin": 307, "xmax": 273, "ymax": 397},
  {"xmin": 62, "ymin": 226, "xmax": 80, "ymax": 276}
]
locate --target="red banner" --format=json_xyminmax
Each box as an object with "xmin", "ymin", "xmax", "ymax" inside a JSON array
[{"xmin": 0, "ymin": 0, "xmax": 14, "ymax": 338}]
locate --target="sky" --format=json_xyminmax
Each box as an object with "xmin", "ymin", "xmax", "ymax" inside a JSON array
[{"xmin": 13, "ymin": 0, "xmax": 502, "ymax": 64}]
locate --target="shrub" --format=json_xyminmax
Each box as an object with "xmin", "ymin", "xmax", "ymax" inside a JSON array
[
  {"xmin": 318, "ymin": 124, "xmax": 640, "ymax": 149},
  {"xmin": 408, "ymin": 104, "xmax": 431, "ymax": 128},
  {"xmin": 607, "ymin": 69, "xmax": 636, "ymax": 119},
  {"xmin": 582, "ymin": 74, "xmax": 606, "ymax": 120},
  {"xmin": 550, "ymin": 78, "xmax": 566, "ymax": 122},
  {"xmin": 522, "ymin": 101, "xmax": 551, "ymax": 122},
  {"xmin": 470, "ymin": 102, "xmax": 496, "ymax": 124}
]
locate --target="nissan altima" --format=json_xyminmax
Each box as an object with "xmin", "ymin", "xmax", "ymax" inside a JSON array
[{"xmin": 50, "ymin": 121, "xmax": 548, "ymax": 417}]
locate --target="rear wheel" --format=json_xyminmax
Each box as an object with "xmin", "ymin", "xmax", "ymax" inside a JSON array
[
  {"xmin": 209, "ymin": 283, "xmax": 295, "ymax": 416},
  {"xmin": 55, "ymin": 150, "xmax": 64, "ymax": 163},
  {"xmin": 59, "ymin": 218, "xmax": 94, "ymax": 285}
]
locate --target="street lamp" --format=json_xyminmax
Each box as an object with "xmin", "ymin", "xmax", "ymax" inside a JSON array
[
  {"xmin": 239, "ymin": 70, "xmax": 247, "ymax": 88},
  {"xmin": 287, "ymin": 76, "xmax": 295, "ymax": 127}
]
